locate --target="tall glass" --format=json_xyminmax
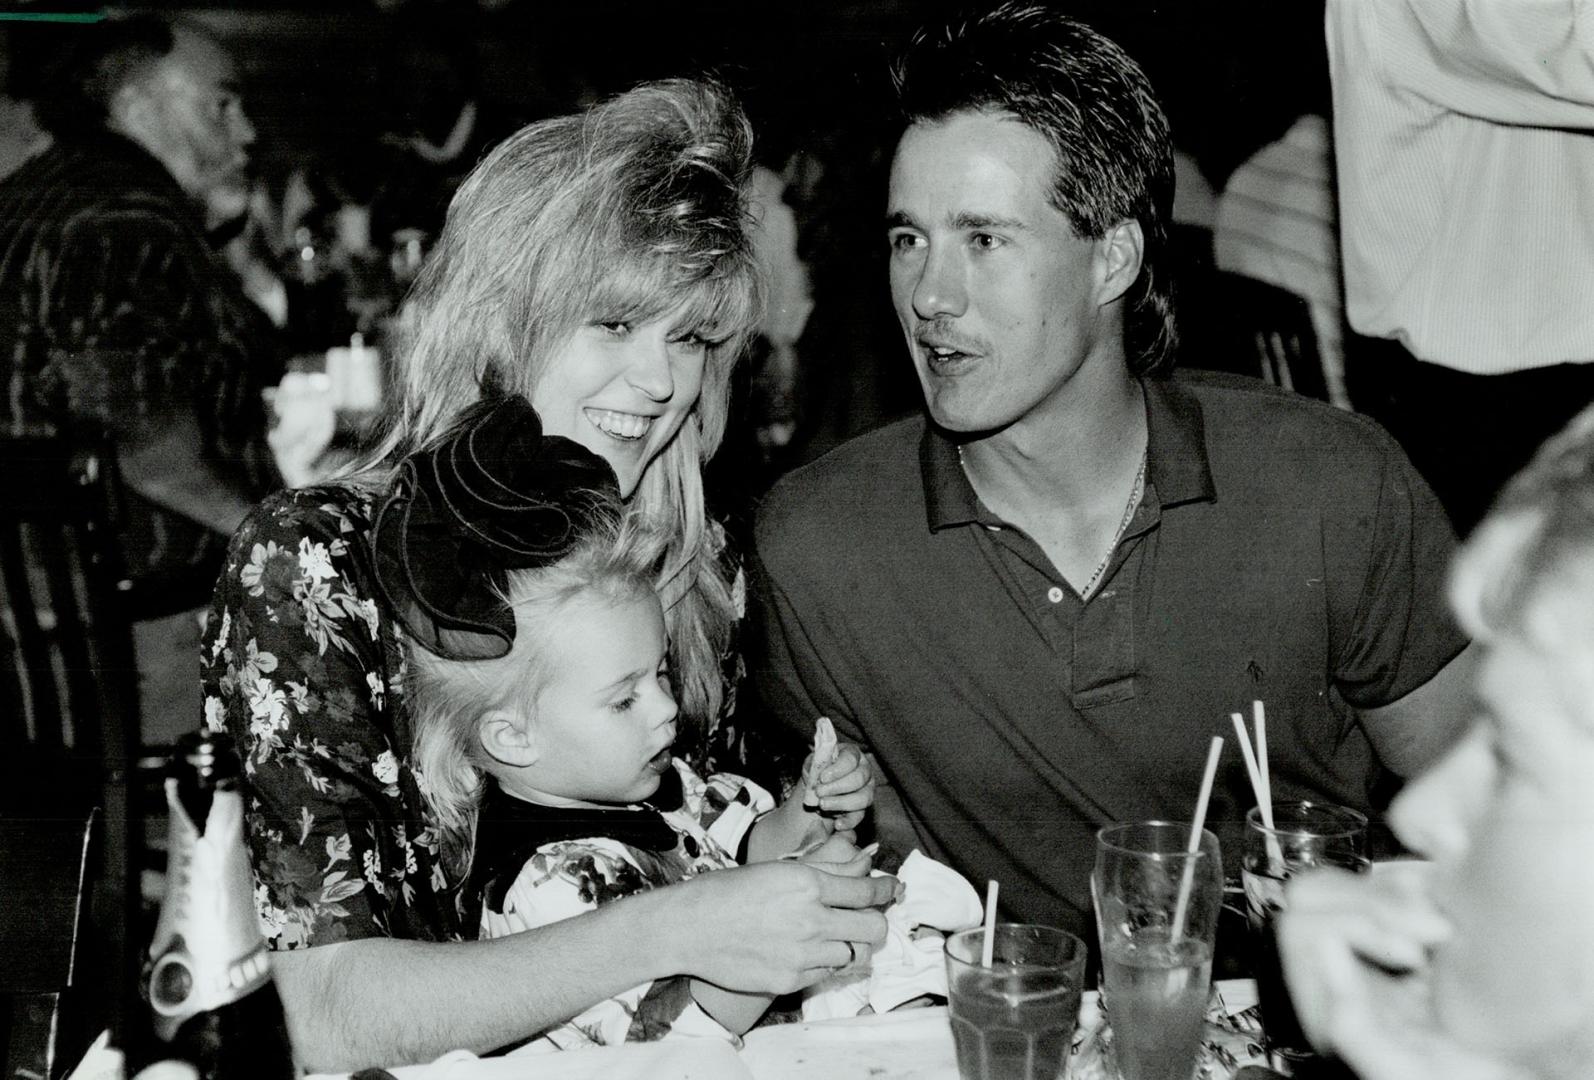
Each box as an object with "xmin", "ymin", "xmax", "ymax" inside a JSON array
[
  {"xmin": 944, "ymin": 923, "xmax": 1088, "ymax": 1080},
  {"xmin": 1094, "ymin": 822, "xmax": 1222, "ymax": 1080},
  {"xmin": 1242, "ymin": 802, "xmax": 1369, "ymax": 1068}
]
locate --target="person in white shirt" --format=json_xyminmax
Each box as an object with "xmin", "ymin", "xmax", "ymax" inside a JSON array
[{"xmin": 1327, "ymin": 0, "xmax": 1594, "ymax": 534}]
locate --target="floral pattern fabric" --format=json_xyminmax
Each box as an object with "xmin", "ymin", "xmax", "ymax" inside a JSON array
[
  {"xmin": 201, "ymin": 483, "xmax": 764, "ymax": 951},
  {"xmin": 201, "ymin": 485, "xmax": 468, "ymax": 948},
  {"xmin": 479, "ymin": 760, "xmax": 774, "ymax": 1051}
]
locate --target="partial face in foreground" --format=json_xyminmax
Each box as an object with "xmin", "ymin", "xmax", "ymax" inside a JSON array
[
  {"xmin": 532, "ymin": 307, "xmax": 709, "ymax": 498},
  {"xmin": 886, "ymin": 111, "xmax": 1119, "ymax": 436},
  {"xmin": 1387, "ymin": 602, "xmax": 1594, "ymax": 1071},
  {"xmin": 518, "ymin": 591, "xmax": 679, "ymax": 807}
]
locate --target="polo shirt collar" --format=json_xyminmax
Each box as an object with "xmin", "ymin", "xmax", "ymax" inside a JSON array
[
  {"xmin": 1143, "ymin": 375, "xmax": 1216, "ymax": 508},
  {"xmin": 920, "ymin": 374, "xmax": 1216, "ymax": 532}
]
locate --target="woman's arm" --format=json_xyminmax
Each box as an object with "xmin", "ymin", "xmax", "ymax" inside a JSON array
[{"xmin": 274, "ymin": 861, "xmax": 896, "ymax": 1072}]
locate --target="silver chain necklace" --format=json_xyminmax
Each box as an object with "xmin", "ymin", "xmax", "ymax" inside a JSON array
[{"xmin": 958, "ymin": 444, "xmax": 1148, "ymax": 600}]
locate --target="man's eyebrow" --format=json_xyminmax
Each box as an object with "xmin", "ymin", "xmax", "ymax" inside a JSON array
[
  {"xmin": 883, "ymin": 210, "xmax": 1029, "ymax": 231},
  {"xmin": 952, "ymin": 211, "xmax": 1026, "ymax": 231}
]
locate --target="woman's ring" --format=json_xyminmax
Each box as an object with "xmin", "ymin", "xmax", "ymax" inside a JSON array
[{"xmin": 845, "ymin": 940, "xmax": 859, "ymax": 966}]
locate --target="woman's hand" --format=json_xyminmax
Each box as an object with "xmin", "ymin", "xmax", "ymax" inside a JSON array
[
  {"xmin": 662, "ymin": 861, "xmax": 897, "ymax": 995},
  {"xmin": 1278, "ymin": 867, "xmax": 1521, "ymax": 1080}
]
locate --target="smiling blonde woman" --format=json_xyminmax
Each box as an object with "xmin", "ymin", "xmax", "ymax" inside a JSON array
[{"xmin": 200, "ymin": 79, "xmax": 894, "ymax": 1074}]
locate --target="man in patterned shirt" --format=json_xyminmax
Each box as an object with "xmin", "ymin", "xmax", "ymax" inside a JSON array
[{"xmin": 0, "ymin": 15, "xmax": 283, "ymax": 734}]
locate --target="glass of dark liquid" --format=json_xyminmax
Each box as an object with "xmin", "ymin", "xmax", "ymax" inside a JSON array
[{"xmin": 1242, "ymin": 802, "xmax": 1369, "ymax": 1074}]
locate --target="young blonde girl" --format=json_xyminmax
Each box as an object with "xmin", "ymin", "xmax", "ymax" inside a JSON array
[{"xmin": 409, "ymin": 504, "xmax": 875, "ymax": 1050}]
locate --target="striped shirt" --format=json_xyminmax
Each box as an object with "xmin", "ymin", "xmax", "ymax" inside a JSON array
[
  {"xmin": 1327, "ymin": 0, "xmax": 1594, "ymax": 375},
  {"xmin": 0, "ymin": 132, "xmax": 280, "ymax": 600}
]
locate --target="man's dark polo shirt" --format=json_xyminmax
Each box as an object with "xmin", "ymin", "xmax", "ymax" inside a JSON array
[{"xmin": 750, "ymin": 370, "xmax": 1466, "ymax": 935}]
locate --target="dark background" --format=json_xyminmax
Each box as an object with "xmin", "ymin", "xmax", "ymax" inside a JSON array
[{"xmin": 0, "ymin": 0, "xmax": 1334, "ymax": 453}]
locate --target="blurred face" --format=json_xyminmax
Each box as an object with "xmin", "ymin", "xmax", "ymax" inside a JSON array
[
  {"xmin": 532, "ymin": 308, "xmax": 708, "ymax": 498},
  {"xmin": 137, "ymin": 28, "xmax": 255, "ymax": 207},
  {"xmin": 522, "ymin": 592, "xmax": 678, "ymax": 807},
  {"xmin": 1387, "ymin": 613, "xmax": 1594, "ymax": 1070},
  {"xmin": 886, "ymin": 111, "xmax": 1111, "ymax": 435}
]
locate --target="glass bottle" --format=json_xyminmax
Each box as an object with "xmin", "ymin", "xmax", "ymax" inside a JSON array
[{"xmin": 139, "ymin": 731, "xmax": 297, "ymax": 1079}]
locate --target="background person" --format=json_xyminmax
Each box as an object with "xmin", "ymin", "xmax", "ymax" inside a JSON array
[
  {"xmin": 1280, "ymin": 403, "xmax": 1594, "ymax": 1080},
  {"xmin": 202, "ymin": 78, "xmax": 893, "ymax": 1073},
  {"xmin": 0, "ymin": 14, "xmax": 295, "ymax": 743},
  {"xmin": 750, "ymin": 1, "xmax": 1472, "ymax": 940},
  {"xmin": 1328, "ymin": 0, "xmax": 1594, "ymax": 535}
]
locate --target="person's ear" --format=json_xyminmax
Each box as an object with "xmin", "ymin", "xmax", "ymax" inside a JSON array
[
  {"xmin": 106, "ymin": 79, "xmax": 156, "ymax": 144},
  {"xmin": 1095, "ymin": 220, "xmax": 1145, "ymax": 308},
  {"xmin": 478, "ymin": 708, "xmax": 538, "ymax": 769}
]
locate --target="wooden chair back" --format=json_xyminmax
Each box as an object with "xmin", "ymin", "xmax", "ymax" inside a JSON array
[
  {"xmin": 0, "ymin": 433, "xmax": 140, "ymax": 1071},
  {"xmin": 1215, "ymin": 272, "xmax": 1332, "ymax": 404},
  {"xmin": 0, "ymin": 809, "xmax": 101, "ymax": 1080}
]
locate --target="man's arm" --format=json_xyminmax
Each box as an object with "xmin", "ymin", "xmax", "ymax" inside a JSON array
[
  {"xmin": 118, "ymin": 408, "xmax": 256, "ymax": 536},
  {"xmin": 272, "ymin": 862, "xmax": 896, "ymax": 1072},
  {"xmin": 1358, "ymin": 641, "xmax": 1479, "ymax": 778}
]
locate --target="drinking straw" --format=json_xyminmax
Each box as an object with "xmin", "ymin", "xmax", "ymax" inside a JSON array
[
  {"xmin": 1253, "ymin": 699, "xmax": 1273, "ymax": 823},
  {"xmin": 1230, "ymin": 711, "xmax": 1269, "ymax": 826},
  {"xmin": 1171, "ymin": 736, "xmax": 1224, "ymax": 941},
  {"xmin": 981, "ymin": 880, "xmax": 999, "ymax": 968},
  {"xmin": 1232, "ymin": 707, "xmax": 1284, "ymax": 873}
]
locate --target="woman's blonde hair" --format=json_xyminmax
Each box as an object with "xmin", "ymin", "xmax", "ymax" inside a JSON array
[
  {"xmin": 346, "ymin": 77, "xmax": 760, "ymax": 737},
  {"xmin": 409, "ymin": 509, "xmax": 665, "ymax": 874}
]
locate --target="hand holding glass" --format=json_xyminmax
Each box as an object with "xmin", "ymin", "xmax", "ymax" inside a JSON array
[{"xmin": 1242, "ymin": 801, "xmax": 1369, "ymax": 1065}]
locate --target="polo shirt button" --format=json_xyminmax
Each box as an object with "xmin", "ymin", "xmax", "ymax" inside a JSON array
[{"xmin": 1047, "ymin": 586, "xmax": 1064, "ymax": 603}]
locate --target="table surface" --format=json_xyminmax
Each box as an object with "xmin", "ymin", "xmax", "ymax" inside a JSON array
[
  {"xmin": 70, "ymin": 981, "xmax": 1270, "ymax": 1080},
  {"xmin": 293, "ymin": 980, "xmax": 1271, "ymax": 1080},
  {"xmin": 741, "ymin": 981, "xmax": 1269, "ymax": 1080}
]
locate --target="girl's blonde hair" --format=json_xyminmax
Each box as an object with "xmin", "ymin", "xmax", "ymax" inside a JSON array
[
  {"xmin": 409, "ymin": 509, "xmax": 665, "ymax": 874},
  {"xmin": 349, "ymin": 77, "xmax": 759, "ymax": 740}
]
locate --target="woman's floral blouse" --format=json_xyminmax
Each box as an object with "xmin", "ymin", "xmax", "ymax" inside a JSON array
[
  {"xmin": 200, "ymin": 484, "xmax": 760, "ymax": 949},
  {"xmin": 201, "ymin": 486, "xmax": 468, "ymax": 947}
]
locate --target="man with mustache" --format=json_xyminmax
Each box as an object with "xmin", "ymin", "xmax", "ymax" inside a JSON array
[
  {"xmin": 750, "ymin": 2, "xmax": 1474, "ymax": 938},
  {"xmin": 0, "ymin": 15, "xmax": 284, "ymax": 741}
]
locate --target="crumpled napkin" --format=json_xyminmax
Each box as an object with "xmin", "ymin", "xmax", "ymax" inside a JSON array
[{"xmin": 802, "ymin": 849, "xmax": 984, "ymax": 1020}]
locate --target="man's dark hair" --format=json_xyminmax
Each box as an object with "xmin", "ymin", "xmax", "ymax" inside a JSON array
[
  {"xmin": 892, "ymin": 2, "xmax": 1178, "ymax": 376},
  {"xmin": 32, "ymin": 14, "xmax": 175, "ymax": 140}
]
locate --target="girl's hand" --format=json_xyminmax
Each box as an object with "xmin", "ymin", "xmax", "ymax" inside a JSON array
[
  {"xmin": 745, "ymin": 744, "xmax": 875, "ymax": 863},
  {"xmin": 796, "ymin": 833, "xmax": 876, "ymax": 878},
  {"xmin": 797, "ymin": 742, "xmax": 876, "ymax": 832}
]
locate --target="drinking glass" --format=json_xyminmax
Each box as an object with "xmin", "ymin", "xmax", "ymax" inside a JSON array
[
  {"xmin": 1242, "ymin": 801, "xmax": 1370, "ymax": 1068},
  {"xmin": 1094, "ymin": 822, "xmax": 1222, "ymax": 1080},
  {"xmin": 944, "ymin": 923, "xmax": 1088, "ymax": 1080}
]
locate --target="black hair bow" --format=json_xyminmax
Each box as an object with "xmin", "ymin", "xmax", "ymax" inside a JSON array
[{"xmin": 372, "ymin": 394, "xmax": 621, "ymax": 660}]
